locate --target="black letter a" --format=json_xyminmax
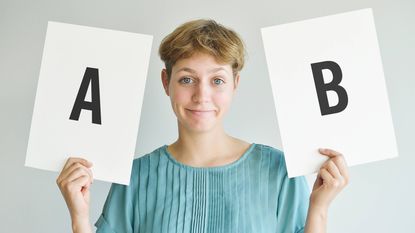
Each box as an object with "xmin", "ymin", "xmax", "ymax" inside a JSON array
[
  {"xmin": 69, "ymin": 67, "xmax": 102, "ymax": 124},
  {"xmin": 311, "ymin": 61, "xmax": 348, "ymax": 116}
]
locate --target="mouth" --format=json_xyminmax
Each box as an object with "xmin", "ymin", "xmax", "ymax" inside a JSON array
[{"xmin": 186, "ymin": 109, "xmax": 215, "ymax": 117}]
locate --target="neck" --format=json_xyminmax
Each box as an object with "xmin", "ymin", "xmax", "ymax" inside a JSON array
[{"xmin": 169, "ymin": 121, "xmax": 239, "ymax": 167}]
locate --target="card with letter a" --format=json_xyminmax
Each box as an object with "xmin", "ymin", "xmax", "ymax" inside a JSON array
[
  {"xmin": 25, "ymin": 21, "xmax": 153, "ymax": 185},
  {"xmin": 261, "ymin": 8, "xmax": 398, "ymax": 177}
]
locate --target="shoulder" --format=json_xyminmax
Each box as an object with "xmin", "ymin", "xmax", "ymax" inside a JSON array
[
  {"xmin": 254, "ymin": 143, "xmax": 284, "ymax": 159},
  {"xmin": 253, "ymin": 143, "xmax": 286, "ymax": 166},
  {"xmin": 244, "ymin": 143, "xmax": 288, "ymax": 179},
  {"xmin": 254, "ymin": 144, "xmax": 310, "ymax": 193},
  {"xmin": 128, "ymin": 145, "xmax": 166, "ymax": 179},
  {"xmin": 120, "ymin": 146, "xmax": 164, "ymax": 184},
  {"xmin": 250, "ymin": 143, "xmax": 290, "ymax": 179},
  {"xmin": 107, "ymin": 146, "xmax": 167, "ymax": 196}
]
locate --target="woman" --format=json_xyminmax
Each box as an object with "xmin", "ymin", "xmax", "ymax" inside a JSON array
[{"xmin": 57, "ymin": 19, "xmax": 349, "ymax": 233}]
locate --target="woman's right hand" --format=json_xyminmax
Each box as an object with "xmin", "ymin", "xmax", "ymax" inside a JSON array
[{"xmin": 56, "ymin": 157, "xmax": 94, "ymax": 225}]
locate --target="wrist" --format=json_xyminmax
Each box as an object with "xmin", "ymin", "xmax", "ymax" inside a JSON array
[
  {"xmin": 304, "ymin": 204, "xmax": 328, "ymax": 233},
  {"xmin": 71, "ymin": 215, "xmax": 91, "ymax": 233},
  {"xmin": 308, "ymin": 203, "xmax": 328, "ymax": 220}
]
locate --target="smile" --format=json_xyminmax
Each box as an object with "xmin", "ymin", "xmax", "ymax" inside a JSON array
[{"xmin": 186, "ymin": 109, "xmax": 215, "ymax": 117}]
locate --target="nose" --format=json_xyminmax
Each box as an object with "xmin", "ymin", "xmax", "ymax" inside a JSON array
[{"xmin": 192, "ymin": 81, "xmax": 211, "ymax": 104}]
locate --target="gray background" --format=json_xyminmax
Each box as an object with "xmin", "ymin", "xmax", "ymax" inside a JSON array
[{"xmin": 1, "ymin": 0, "xmax": 414, "ymax": 232}]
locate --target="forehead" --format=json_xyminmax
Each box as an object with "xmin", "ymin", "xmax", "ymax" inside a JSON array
[{"xmin": 172, "ymin": 52, "xmax": 232, "ymax": 75}]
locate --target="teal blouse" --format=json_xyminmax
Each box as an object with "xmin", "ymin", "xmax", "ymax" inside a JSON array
[{"xmin": 95, "ymin": 143, "xmax": 310, "ymax": 233}]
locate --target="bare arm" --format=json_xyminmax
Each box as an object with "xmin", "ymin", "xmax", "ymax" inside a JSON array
[
  {"xmin": 304, "ymin": 205, "xmax": 328, "ymax": 233},
  {"xmin": 304, "ymin": 148, "xmax": 349, "ymax": 233},
  {"xmin": 71, "ymin": 217, "xmax": 93, "ymax": 233},
  {"xmin": 56, "ymin": 157, "xmax": 94, "ymax": 233}
]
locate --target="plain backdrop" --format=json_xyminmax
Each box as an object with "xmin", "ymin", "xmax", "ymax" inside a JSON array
[{"xmin": 0, "ymin": 0, "xmax": 414, "ymax": 232}]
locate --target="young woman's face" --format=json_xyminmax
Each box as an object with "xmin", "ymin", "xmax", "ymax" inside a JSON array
[{"xmin": 162, "ymin": 52, "xmax": 240, "ymax": 133}]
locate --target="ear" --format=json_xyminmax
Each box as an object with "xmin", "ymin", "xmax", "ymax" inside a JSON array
[
  {"xmin": 233, "ymin": 73, "xmax": 240, "ymax": 91},
  {"xmin": 161, "ymin": 69, "xmax": 170, "ymax": 96}
]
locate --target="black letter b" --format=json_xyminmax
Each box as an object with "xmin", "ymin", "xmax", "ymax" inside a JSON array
[{"xmin": 311, "ymin": 61, "xmax": 348, "ymax": 116}]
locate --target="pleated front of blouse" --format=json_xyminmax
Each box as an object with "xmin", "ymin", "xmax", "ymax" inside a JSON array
[{"xmin": 95, "ymin": 143, "xmax": 309, "ymax": 233}]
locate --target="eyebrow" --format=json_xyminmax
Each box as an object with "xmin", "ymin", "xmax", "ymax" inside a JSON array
[{"xmin": 174, "ymin": 67, "xmax": 229, "ymax": 75}]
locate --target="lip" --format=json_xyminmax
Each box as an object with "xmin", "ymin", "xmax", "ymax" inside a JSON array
[
  {"xmin": 188, "ymin": 109, "xmax": 214, "ymax": 112},
  {"xmin": 186, "ymin": 109, "xmax": 215, "ymax": 116}
]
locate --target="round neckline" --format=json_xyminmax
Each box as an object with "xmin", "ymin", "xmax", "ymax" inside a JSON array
[{"xmin": 162, "ymin": 143, "xmax": 256, "ymax": 171}]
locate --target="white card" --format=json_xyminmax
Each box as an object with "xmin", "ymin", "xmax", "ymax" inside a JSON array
[
  {"xmin": 261, "ymin": 8, "xmax": 398, "ymax": 177},
  {"xmin": 25, "ymin": 21, "xmax": 153, "ymax": 185}
]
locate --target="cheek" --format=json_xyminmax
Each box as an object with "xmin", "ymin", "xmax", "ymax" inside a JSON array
[
  {"xmin": 213, "ymin": 89, "xmax": 234, "ymax": 107},
  {"xmin": 170, "ymin": 88, "xmax": 191, "ymax": 105}
]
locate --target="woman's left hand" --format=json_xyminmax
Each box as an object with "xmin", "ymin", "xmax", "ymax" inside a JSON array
[{"xmin": 310, "ymin": 148, "xmax": 350, "ymax": 211}]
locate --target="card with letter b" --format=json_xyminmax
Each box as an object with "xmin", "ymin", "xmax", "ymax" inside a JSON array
[
  {"xmin": 261, "ymin": 8, "xmax": 398, "ymax": 177},
  {"xmin": 25, "ymin": 21, "xmax": 153, "ymax": 185}
]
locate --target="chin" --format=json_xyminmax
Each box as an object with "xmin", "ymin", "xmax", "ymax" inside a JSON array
[
  {"xmin": 187, "ymin": 123, "xmax": 216, "ymax": 133},
  {"xmin": 180, "ymin": 119, "xmax": 220, "ymax": 133}
]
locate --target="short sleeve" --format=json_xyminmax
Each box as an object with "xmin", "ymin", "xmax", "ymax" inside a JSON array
[
  {"xmin": 94, "ymin": 161, "xmax": 139, "ymax": 233},
  {"xmin": 275, "ymin": 155, "xmax": 310, "ymax": 233}
]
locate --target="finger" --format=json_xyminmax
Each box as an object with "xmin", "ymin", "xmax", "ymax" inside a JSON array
[
  {"xmin": 320, "ymin": 167, "xmax": 335, "ymax": 182},
  {"xmin": 318, "ymin": 148, "xmax": 349, "ymax": 178},
  {"xmin": 62, "ymin": 157, "xmax": 93, "ymax": 172},
  {"xmin": 319, "ymin": 156, "xmax": 333, "ymax": 171},
  {"xmin": 59, "ymin": 162, "xmax": 87, "ymax": 183},
  {"xmin": 318, "ymin": 148, "xmax": 342, "ymax": 158},
  {"xmin": 325, "ymin": 160, "xmax": 342, "ymax": 179},
  {"xmin": 331, "ymin": 156, "xmax": 350, "ymax": 183},
  {"xmin": 70, "ymin": 166, "xmax": 93, "ymax": 184},
  {"xmin": 313, "ymin": 172, "xmax": 323, "ymax": 190},
  {"xmin": 59, "ymin": 158, "xmax": 92, "ymax": 184},
  {"xmin": 58, "ymin": 159, "xmax": 93, "ymax": 182},
  {"xmin": 71, "ymin": 175, "xmax": 92, "ymax": 191},
  {"xmin": 61, "ymin": 165, "xmax": 93, "ymax": 184}
]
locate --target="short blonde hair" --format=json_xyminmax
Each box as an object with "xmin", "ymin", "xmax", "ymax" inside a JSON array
[{"xmin": 158, "ymin": 19, "xmax": 246, "ymax": 80}]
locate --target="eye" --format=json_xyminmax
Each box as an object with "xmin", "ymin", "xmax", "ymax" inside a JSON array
[
  {"xmin": 213, "ymin": 78, "xmax": 225, "ymax": 85},
  {"xmin": 179, "ymin": 77, "xmax": 193, "ymax": 84}
]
